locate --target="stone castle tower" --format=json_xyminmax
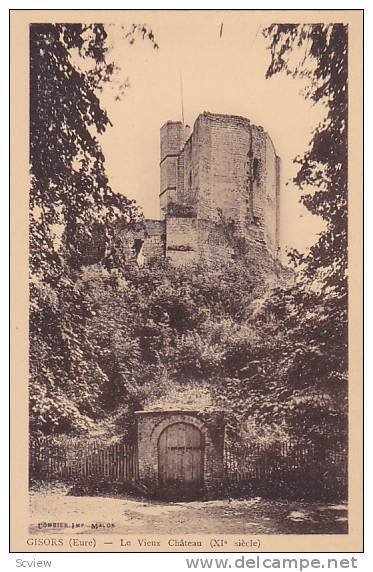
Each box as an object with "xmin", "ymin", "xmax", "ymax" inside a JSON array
[{"xmin": 127, "ymin": 112, "xmax": 281, "ymax": 266}]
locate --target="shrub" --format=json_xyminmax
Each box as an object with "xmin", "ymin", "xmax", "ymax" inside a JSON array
[{"xmin": 166, "ymin": 202, "xmax": 196, "ymax": 218}]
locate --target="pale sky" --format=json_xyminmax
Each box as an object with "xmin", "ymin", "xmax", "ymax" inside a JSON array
[{"xmin": 98, "ymin": 12, "xmax": 326, "ymax": 259}]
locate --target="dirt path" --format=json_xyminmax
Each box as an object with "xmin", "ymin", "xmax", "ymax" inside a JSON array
[{"xmin": 29, "ymin": 485, "xmax": 347, "ymax": 535}]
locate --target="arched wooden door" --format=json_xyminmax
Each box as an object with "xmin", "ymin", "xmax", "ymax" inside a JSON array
[{"xmin": 158, "ymin": 423, "xmax": 204, "ymax": 499}]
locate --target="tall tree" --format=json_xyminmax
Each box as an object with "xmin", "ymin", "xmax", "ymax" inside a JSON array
[
  {"xmin": 30, "ymin": 23, "xmax": 158, "ymax": 280},
  {"xmin": 29, "ymin": 23, "xmax": 157, "ymax": 434},
  {"xmin": 253, "ymin": 24, "xmax": 349, "ymax": 444},
  {"xmin": 264, "ymin": 24, "xmax": 348, "ymax": 295}
]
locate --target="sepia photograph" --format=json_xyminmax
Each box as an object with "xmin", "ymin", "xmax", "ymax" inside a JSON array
[{"xmin": 10, "ymin": 9, "xmax": 363, "ymax": 553}]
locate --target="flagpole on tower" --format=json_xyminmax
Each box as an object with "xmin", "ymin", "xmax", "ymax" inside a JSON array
[{"xmin": 180, "ymin": 72, "xmax": 184, "ymax": 125}]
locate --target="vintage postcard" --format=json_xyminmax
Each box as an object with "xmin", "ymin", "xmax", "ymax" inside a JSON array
[{"xmin": 10, "ymin": 9, "xmax": 363, "ymax": 553}]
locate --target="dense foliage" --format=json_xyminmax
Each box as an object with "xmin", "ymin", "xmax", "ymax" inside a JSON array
[
  {"xmin": 264, "ymin": 24, "xmax": 348, "ymax": 294},
  {"xmin": 29, "ymin": 23, "xmax": 156, "ymax": 433},
  {"xmin": 30, "ymin": 241, "xmax": 278, "ymax": 435},
  {"xmin": 30, "ymin": 23, "xmax": 348, "ymax": 462},
  {"xmin": 254, "ymin": 24, "xmax": 349, "ymax": 445}
]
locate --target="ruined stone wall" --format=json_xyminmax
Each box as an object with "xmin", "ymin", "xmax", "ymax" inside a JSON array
[
  {"xmin": 116, "ymin": 220, "xmax": 165, "ymax": 266},
  {"xmin": 177, "ymin": 126, "xmax": 204, "ymax": 210},
  {"xmin": 204, "ymin": 113, "xmax": 250, "ymax": 224},
  {"xmin": 159, "ymin": 186, "xmax": 177, "ymax": 217},
  {"xmin": 196, "ymin": 219, "xmax": 234, "ymax": 263},
  {"xmin": 142, "ymin": 220, "xmax": 166, "ymax": 259},
  {"xmin": 160, "ymin": 158, "xmax": 178, "ymax": 195},
  {"xmin": 121, "ymin": 113, "xmax": 281, "ymax": 267},
  {"xmin": 164, "ymin": 217, "xmax": 237, "ymax": 267},
  {"xmin": 168, "ymin": 113, "xmax": 280, "ymax": 257},
  {"xmin": 166, "ymin": 217, "xmax": 197, "ymax": 250},
  {"xmin": 160, "ymin": 121, "xmax": 184, "ymax": 219},
  {"xmin": 184, "ymin": 115, "xmax": 212, "ymax": 219},
  {"xmin": 160, "ymin": 121, "xmax": 184, "ymax": 159},
  {"xmin": 262, "ymin": 133, "xmax": 280, "ymax": 255},
  {"xmin": 165, "ymin": 217, "xmax": 198, "ymax": 266},
  {"xmin": 251, "ymin": 124, "xmax": 267, "ymax": 232}
]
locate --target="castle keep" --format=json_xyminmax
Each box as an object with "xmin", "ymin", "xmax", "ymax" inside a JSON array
[{"xmin": 132, "ymin": 112, "xmax": 281, "ymax": 265}]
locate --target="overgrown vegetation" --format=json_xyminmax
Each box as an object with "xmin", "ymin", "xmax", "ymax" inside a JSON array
[
  {"xmin": 29, "ymin": 23, "xmax": 156, "ymax": 434},
  {"xmin": 166, "ymin": 201, "xmax": 196, "ymax": 218},
  {"xmin": 30, "ymin": 23, "xmax": 348, "ymax": 495},
  {"xmin": 259, "ymin": 23, "xmax": 348, "ymax": 448}
]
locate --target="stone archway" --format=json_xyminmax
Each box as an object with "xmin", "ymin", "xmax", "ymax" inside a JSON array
[{"xmin": 135, "ymin": 410, "xmax": 225, "ymax": 498}]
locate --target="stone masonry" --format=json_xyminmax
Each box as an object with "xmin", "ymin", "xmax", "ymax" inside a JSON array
[
  {"xmin": 135, "ymin": 410, "xmax": 225, "ymax": 496},
  {"xmin": 129, "ymin": 112, "xmax": 281, "ymax": 266}
]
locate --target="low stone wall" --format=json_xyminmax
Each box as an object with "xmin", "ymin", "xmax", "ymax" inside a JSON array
[{"xmin": 166, "ymin": 217, "xmax": 198, "ymax": 251}]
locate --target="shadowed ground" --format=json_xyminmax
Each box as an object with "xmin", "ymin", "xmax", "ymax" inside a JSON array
[{"xmin": 29, "ymin": 483, "xmax": 347, "ymax": 535}]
